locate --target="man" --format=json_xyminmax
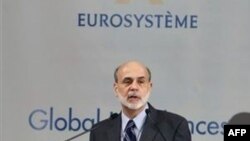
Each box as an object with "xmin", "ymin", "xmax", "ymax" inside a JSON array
[{"xmin": 90, "ymin": 60, "xmax": 191, "ymax": 141}]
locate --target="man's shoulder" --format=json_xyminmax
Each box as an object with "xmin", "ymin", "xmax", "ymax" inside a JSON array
[
  {"xmin": 148, "ymin": 104, "xmax": 191, "ymax": 140},
  {"xmin": 149, "ymin": 103, "xmax": 188, "ymax": 125},
  {"xmin": 157, "ymin": 109, "xmax": 187, "ymax": 122},
  {"xmin": 93, "ymin": 117, "xmax": 115, "ymax": 128},
  {"xmin": 91, "ymin": 114, "xmax": 120, "ymax": 132}
]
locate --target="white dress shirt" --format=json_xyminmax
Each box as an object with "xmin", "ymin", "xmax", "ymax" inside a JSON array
[{"xmin": 121, "ymin": 104, "xmax": 148, "ymax": 141}]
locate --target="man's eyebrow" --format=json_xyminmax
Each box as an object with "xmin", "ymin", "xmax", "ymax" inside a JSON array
[
  {"xmin": 123, "ymin": 76, "xmax": 146, "ymax": 80},
  {"xmin": 122, "ymin": 77, "xmax": 132, "ymax": 80},
  {"xmin": 138, "ymin": 76, "xmax": 146, "ymax": 79}
]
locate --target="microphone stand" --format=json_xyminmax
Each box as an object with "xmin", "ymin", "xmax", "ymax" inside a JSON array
[
  {"xmin": 65, "ymin": 130, "xmax": 90, "ymax": 141},
  {"xmin": 64, "ymin": 113, "xmax": 119, "ymax": 141}
]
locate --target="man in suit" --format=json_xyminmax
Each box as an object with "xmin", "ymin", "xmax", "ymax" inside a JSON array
[{"xmin": 90, "ymin": 60, "xmax": 191, "ymax": 141}]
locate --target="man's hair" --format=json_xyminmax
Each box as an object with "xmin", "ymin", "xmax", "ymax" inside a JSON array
[{"xmin": 114, "ymin": 65, "xmax": 151, "ymax": 83}]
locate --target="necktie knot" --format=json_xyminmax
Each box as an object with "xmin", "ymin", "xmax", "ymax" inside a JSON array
[
  {"xmin": 124, "ymin": 120, "xmax": 136, "ymax": 141},
  {"xmin": 125, "ymin": 120, "xmax": 136, "ymax": 131}
]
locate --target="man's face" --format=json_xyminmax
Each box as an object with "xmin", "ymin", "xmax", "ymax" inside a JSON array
[{"xmin": 114, "ymin": 62, "xmax": 152, "ymax": 110}]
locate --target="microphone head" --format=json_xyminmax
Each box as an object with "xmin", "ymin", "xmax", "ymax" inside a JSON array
[
  {"xmin": 145, "ymin": 109, "xmax": 150, "ymax": 115},
  {"xmin": 110, "ymin": 113, "xmax": 119, "ymax": 119}
]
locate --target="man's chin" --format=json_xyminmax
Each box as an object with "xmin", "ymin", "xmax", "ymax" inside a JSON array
[{"xmin": 124, "ymin": 102, "xmax": 145, "ymax": 110}]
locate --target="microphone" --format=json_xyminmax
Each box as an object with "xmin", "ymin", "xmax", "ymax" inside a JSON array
[
  {"xmin": 145, "ymin": 109, "xmax": 167, "ymax": 141},
  {"xmin": 110, "ymin": 112, "xmax": 119, "ymax": 119},
  {"xmin": 64, "ymin": 113, "xmax": 119, "ymax": 141}
]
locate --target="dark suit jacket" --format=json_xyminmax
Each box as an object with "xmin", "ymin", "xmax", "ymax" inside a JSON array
[{"xmin": 90, "ymin": 103, "xmax": 191, "ymax": 141}]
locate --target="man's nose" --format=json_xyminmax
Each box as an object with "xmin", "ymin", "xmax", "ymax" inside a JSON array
[{"xmin": 130, "ymin": 81, "xmax": 139, "ymax": 90}]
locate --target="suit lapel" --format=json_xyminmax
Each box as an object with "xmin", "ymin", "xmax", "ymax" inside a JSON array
[
  {"xmin": 140, "ymin": 103, "xmax": 170, "ymax": 141},
  {"xmin": 139, "ymin": 117, "xmax": 158, "ymax": 141},
  {"xmin": 106, "ymin": 115, "xmax": 121, "ymax": 141},
  {"xmin": 139, "ymin": 104, "xmax": 160, "ymax": 141}
]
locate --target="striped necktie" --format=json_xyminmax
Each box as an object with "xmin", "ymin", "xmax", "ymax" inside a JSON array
[{"xmin": 124, "ymin": 120, "xmax": 137, "ymax": 141}]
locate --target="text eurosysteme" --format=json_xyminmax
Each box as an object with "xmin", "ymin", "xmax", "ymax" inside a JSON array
[{"xmin": 78, "ymin": 11, "xmax": 198, "ymax": 28}]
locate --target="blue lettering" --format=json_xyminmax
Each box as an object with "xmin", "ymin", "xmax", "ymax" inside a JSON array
[
  {"xmin": 196, "ymin": 121, "xmax": 206, "ymax": 134},
  {"xmin": 28, "ymin": 107, "xmax": 101, "ymax": 131},
  {"xmin": 165, "ymin": 11, "xmax": 172, "ymax": 28},
  {"xmin": 207, "ymin": 121, "xmax": 219, "ymax": 135},
  {"xmin": 221, "ymin": 122, "xmax": 227, "ymax": 135},
  {"xmin": 50, "ymin": 107, "xmax": 53, "ymax": 130},
  {"xmin": 145, "ymin": 15, "xmax": 153, "ymax": 28},
  {"xmin": 124, "ymin": 14, "xmax": 132, "ymax": 28},
  {"xmin": 82, "ymin": 118, "xmax": 95, "ymax": 131},
  {"xmin": 96, "ymin": 108, "xmax": 100, "ymax": 123},
  {"xmin": 78, "ymin": 13, "xmax": 85, "ymax": 26},
  {"xmin": 188, "ymin": 120, "xmax": 194, "ymax": 134},
  {"xmin": 134, "ymin": 14, "xmax": 144, "ymax": 28},
  {"xmin": 110, "ymin": 14, "xmax": 122, "ymax": 27},
  {"xmin": 154, "ymin": 14, "xmax": 163, "ymax": 28},
  {"xmin": 188, "ymin": 120, "xmax": 226, "ymax": 135},
  {"xmin": 100, "ymin": 14, "xmax": 109, "ymax": 27},
  {"xmin": 29, "ymin": 109, "xmax": 48, "ymax": 130},
  {"xmin": 55, "ymin": 117, "xmax": 67, "ymax": 131},
  {"xmin": 29, "ymin": 108, "xmax": 228, "ymax": 136},
  {"xmin": 77, "ymin": 11, "xmax": 199, "ymax": 29},
  {"xmin": 190, "ymin": 15, "xmax": 198, "ymax": 28},
  {"xmin": 69, "ymin": 108, "xmax": 81, "ymax": 131},
  {"xmin": 87, "ymin": 13, "xmax": 97, "ymax": 27},
  {"xmin": 175, "ymin": 15, "xmax": 187, "ymax": 28}
]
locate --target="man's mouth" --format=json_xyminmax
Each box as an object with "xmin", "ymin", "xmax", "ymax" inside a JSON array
[{"xmin": 128, "ymin": 95, "xmax": 140, "ymax": 101}]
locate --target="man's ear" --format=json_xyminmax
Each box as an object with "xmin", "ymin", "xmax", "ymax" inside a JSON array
[
  {"xmin": 150, "ymin": 81, "xmax": 153, "ymax": 88},
  {"xmin": 113, "ymin": 83, "xmax": 118, "ymax": 97},
  {"xmin": 149, "ymin": 81, "xmax": 153, "ymax": 92}
]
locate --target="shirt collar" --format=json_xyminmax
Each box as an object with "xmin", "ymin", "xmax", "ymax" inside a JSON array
[{"xmin": 121, "ymin": 104, "xmax": 149, "ymax": 131}]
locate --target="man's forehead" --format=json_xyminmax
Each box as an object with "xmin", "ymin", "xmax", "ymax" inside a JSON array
[
  {"xmin": 115, "ymin": 61, "xmax": 150, "ymax": 81},
  {"xmin": 119, "ymin": 65, "xmax": 147, "ymax": 75},
  {"xmin": 118, "ymin": 68, "xmax": 148, "ymax": 80}
]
